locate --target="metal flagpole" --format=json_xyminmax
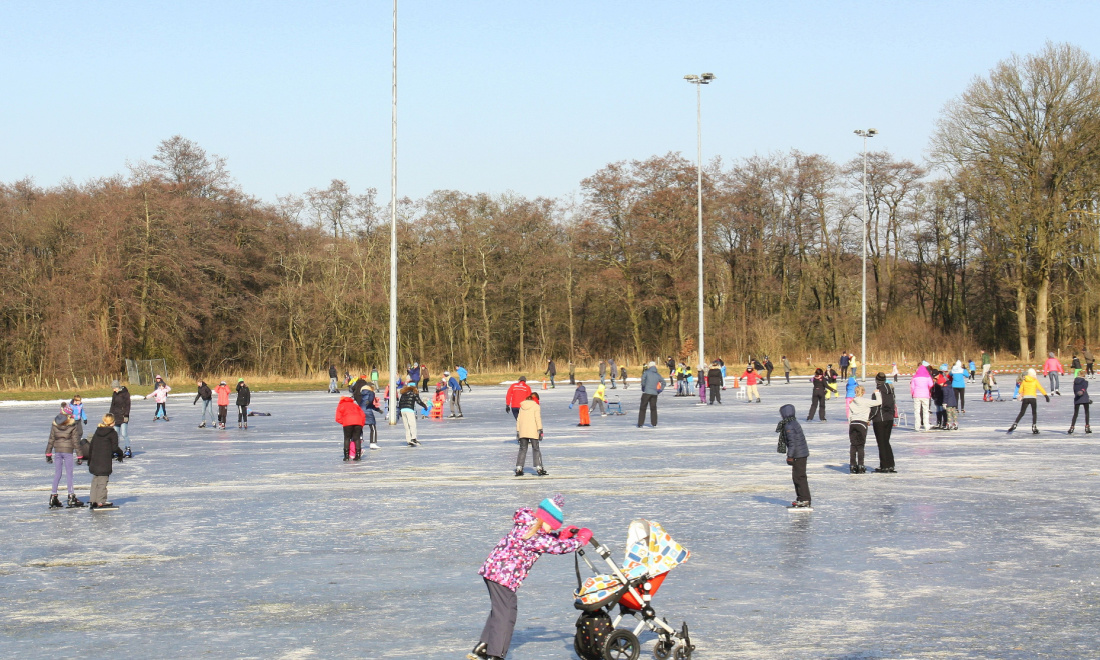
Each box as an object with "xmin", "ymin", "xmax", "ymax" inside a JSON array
[{"xmin": 388, "ymin": 0, "xmax": 398, "ymax": 424}]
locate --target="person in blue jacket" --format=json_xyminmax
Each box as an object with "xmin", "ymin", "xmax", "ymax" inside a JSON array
[
  {"xmin": 776, "ymin": 404, "xmax": 810, "ymax": 508},
  {"xmin": 359, "ymin": 383, "xmax": 381, "ymax": 449},
  {"xmin": 457, "ymin": 365, "xmax": 471, "ymax": 392},
  {"xmin": 447, "ymin": 371, "xmax": 464, "ymax": 418},
  {"xmin": 950, "ymin": 360, "xmax": 968, "ymax": 412}
]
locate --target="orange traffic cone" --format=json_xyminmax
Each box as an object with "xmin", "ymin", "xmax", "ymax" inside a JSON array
[
  {"xmin": 732, "ymin": 378, "xmax": 740, "ymax": 389},
  {"xmin": 543, "ymin": 380, "xmax": 548, "ymax": 390}
]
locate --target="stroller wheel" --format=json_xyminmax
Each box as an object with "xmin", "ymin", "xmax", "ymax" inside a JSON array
[
  {"xmin": 603, "ymin": 629, "xmax": 640, "ymax": 660},
  {"xmin": 653, "ymin": 639, "xmax": 675, "ymax": 660},
  {"xmin": 673, "ymin": 646, "xmax": 692, "ymax": 660}
]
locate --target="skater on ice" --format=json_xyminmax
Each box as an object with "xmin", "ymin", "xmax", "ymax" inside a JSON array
[
  {"xmin": 570, "ymin": 382, "xmax": 590, "ymax": 426},
  {"xmin": 335, "ymin": 394, "xmax": 365, "ymax": 461},
  {"xmin": 146, "ymin": 376, "xmax": 171, "ymax": 421},
  {"xmin": 87, "ymin": 413, "xmax": 124, "ymax": 509},
  {"xmin": 46, "ymin": 409, "xmax": 84, "ymax": 508},
  {"xmin": 194, "ymin": 380, "xmax": 214, "ymax": 428},
  {"xmin": 397, "ymin": 384, "xmax": 428, "ymax": 446},
  {"xmin": 466, "ymin": 494, "xmax": 590, "ymax": 660},
  {"xmin": 505, "ymin": 377, "xmax": 531, "ymax": 419},
  {"xmin": 776, "ymin": 404, "xmax": 811, "ymax": 508},
  {"xmin": 235, "ymin": 378, "xmax": 251, "ymax": 429},
  {"xmin": 1069, "ymin": 373, "xmax": 1090, "ymax": 434},
  {"xmin": 847, "ymin": 385, "xmax": 880, "ymax": 473},
  {"xmin": 109, "ymin": 380, "xmax": 132, "ymax": 457},
  {"xmin": 1009, "ymin": 368, "xmax": 1049, "ymax": 434},
  {"xmin": 514, "ymin": 393, "xmax": 547, "ymax": 476},
  {"xmin": 871, "ymin": 373, "xmax": 898, "ymax": 472}
]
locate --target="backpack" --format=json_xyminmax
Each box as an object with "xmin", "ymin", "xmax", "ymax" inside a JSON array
[{"xmin": 573, "ymin": 610, "xmax": 613, "ymax": 660}]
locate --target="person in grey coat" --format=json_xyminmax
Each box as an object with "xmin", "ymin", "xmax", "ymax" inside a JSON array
[
  {"xmin": 782, "ymin": 356, "xmax": 793, "ymax": 384},
  {"xmin": 608, "ymin": 359, "xmax": 618, "ymax": 389},
  {"xmin": 637, "ymin": 362, "xmax": 666, "ymax": 427},
  {"xmin": 776, "ymin": 404, "xmax": 810, "ymax": 507},
  {"xmin": 46, "ymin": 412, "xmax": 84, "ymax": 508},
  {"xmin": 598, "ymin": 360, "xmax": 607, "ymax": 386}
]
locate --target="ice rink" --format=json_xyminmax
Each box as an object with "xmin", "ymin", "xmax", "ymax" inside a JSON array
[{"xmin": 1, "ymin": 375, "xmax": 1097, "ymax": 659}]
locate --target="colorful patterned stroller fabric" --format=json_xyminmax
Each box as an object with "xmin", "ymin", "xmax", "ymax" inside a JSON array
[{"xmin": 572, "ymin": 520, "xmax": 695, "ymax": 659}]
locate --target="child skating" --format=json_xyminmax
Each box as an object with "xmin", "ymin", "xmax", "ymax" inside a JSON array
[
  {"xmin": 467, "ymin": 495, "xmax": 591, "ymax": 660},
  {"xmin": 87, "ymin": 413, "xmax": 124, "ymax": 509},
  {"xmin": 1009, "ymin": 368, "xmax": 1049, "ymax": 434},
  {"xmin": 335, "ymin": 395, "xmax": 365, "ymax": 461},
  {"xmin": 776, "ymin": 404, "xmax": 811, "ymax": 509},
  {"xmin": 46, "ymin": 410, "xmax": 84, "ymax": 508},
  {"xmin": 1069, "ymin": 374, "xmax": 1090, "ymax": 434},
  {"xmin": 570, "ymin": 383, "xmax": 590, "ymax": 426},
  {"xmin": 847, "ymin": 385, "xmax": 880, "ymax": 473}
]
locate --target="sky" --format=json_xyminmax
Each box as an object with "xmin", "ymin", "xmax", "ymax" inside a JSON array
[{"xmin": 3, "ymin": 1, "xmax": 1100, "ymax": 204}]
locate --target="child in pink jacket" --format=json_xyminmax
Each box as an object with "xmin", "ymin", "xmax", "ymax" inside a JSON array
[{"xmin": 468, "ymin": 495, "xmax": 591, "ymax": 660}]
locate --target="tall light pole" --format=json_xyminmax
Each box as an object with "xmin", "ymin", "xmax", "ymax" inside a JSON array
[
  {"xmin": 854, "ymin": 128, "xmax": 877, "ymax": 381},
  {"xmin": 685, "ymin": 73, "xmax": 715, "ymax": 374},
  {"xmin": 387, "ymin": 0, "xmax": 399, "ymax": 424}
]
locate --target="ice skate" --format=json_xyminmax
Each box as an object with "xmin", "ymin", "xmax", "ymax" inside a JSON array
[
  {"xmin": 1032, "ymin": 425, "xmax": 1040, "ymax": 434},
  {"xmin": 858, "ymin": 465, "xmax": 867, "ymax": 474},
  {"xmin": 1086, "ymin": 425, "xmax": 1092, "ymax": 434},
  {"xmin": 164, "ymin": 417, "xmax": 169, "ymax": 422},
  {"xmin": 67, "ymin": 494, "xmax": 85, "ymax": 508},
  {"xmin": 536, "ymin": 467, "xmax": 548, "ymax": 476},
  {"xmin": 1007, "ymin": 424, "xmax": 1017, "ymax": 433},
  {"xmin": 243, "ymin": 422, "xmax": 248, "ymax": 429},
  {"xmin": 850, "ymin": 465, "xmax": 859, "ymax": 474},
  {"xmin": 1068, "ymin": 426, "xmax": 1075, "ymax": 434},
  {"xmin": 343, "ymin": 455, "xmax": 350, "ymax": 462},
  {"xmin": 369, "ymin": 442, "xmax": 379, "ymax": 450},
  {"xmin": 514, "ymin": 468, "xmax": 524, "ymax": 477},
  {"xmin": 124, "ymin": 446, "xmax": 132, "ymax": 458},
  {"xmin": 467, "ymin": 642, "xmax": 489, "ymax": 660},
  {"xmin": 49, "ymin": 494, "xmax": 62, "ymax": 508},
  {"xmin": 873, "ymin": 467, "xmax": 896, "ymax": 473},
  {"xmin": 198, "ymin": 422, "xmax": 206, "ymax": 428}
]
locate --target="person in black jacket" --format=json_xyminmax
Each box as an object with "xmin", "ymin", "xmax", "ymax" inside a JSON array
[
  {"xmin": 763, "ymin": 357, "xmax": 774, "ymax": 385},
  {"xmin": 397, "ymin": 385, "xmax": 428, "ymax": 446},
  {"xmin": 776, "ymin": 404, "xmax": 810, "ymax": 508},
  {"xmin": 544, "ymin": 359, "xmax": 557, "ymax": 389},
  {"xmin": 871, "ymin": 372, "xmax": 897, "ymax": 473},
  {"xmin": 706, "ymin": 362, "xmax": 723, "ymax": 404},
  {"xmin": 1069, "ymin": 375, "xmax": 1090, "ymax": 434},
  {"xmin": 108, "ymin": 380, "xmax": 132, "ymax": 456},
  {"xmin": 194, "ymin": 380, "xmax": 214, "ymax": 428},
  {"xmin": 87, "ymin": 414, "xmax": 124, "ymax": 508},
  {"xmin": 235, "ymin": 379, "xmax": 251, "ymax": 429},
  {"xmin": 351, "ymin": 374, "xmax": 369, "ymax": 403},
  {"xmin": 328, "ymin": 364, "xmax": 339, "ymax": 393},
  {"xmin": 807, "ymin": 369, "xmax": 829, "ymax": 421}
]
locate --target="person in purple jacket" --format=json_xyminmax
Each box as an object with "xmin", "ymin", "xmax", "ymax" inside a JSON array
[{"xmin": 467, "ymin": 494, "xmax": 592, "ymax": 660}]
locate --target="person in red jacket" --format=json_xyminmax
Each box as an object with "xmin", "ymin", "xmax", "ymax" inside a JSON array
[
  {"xmin": 506, "ymin": 377, "xmax": 532, "ymax": 419},
  {"xmin": 214, "ymin": 381, "xmax": 232, "ymax": 429},
  {"xmin": 335, "ymin": 396, "xmax": 366, "ymax": 461},
  {"xmin": 738, "ymin": 367, "xmax": 764, "ymax": 403}
]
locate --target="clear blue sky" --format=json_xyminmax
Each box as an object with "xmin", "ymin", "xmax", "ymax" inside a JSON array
[{"xmin": 3, "ymin": 1, "xmax": 1099, "ymax": 203}]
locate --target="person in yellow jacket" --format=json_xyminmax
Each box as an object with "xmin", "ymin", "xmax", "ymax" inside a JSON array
[
  {"xmin": 1009, "ymin": 368, "xmax": 1049, "ymax": 434},
  {"xmin": 592, "ymin": 383, "xmax": 608, "ymax": 416}
]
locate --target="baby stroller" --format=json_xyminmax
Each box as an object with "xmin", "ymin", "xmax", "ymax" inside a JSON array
[{"xmin": 572, "ymin": 520, "xmax": 694, "ymax": 659}]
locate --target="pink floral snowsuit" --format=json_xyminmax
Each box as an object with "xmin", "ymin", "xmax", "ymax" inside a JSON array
[
  {"xmin": 479, "ymin": 507, "xmax": 584, "ymax": 591},
  {"xmin": 475, "ymin": 507, "xmax": 584, "ymax": 658}
]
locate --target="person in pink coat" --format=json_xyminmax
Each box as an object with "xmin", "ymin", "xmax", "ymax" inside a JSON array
[
  {"xmin": 910, "ymin": 363, "xmax": 934, "ymax": 431},
  {"xmin": 1041, "ymin": 353, "xmax": 1065, "ymax": 395},
  {"xmin": 468, "ymin": 495, "xmax": 591, "ymax": 660}
]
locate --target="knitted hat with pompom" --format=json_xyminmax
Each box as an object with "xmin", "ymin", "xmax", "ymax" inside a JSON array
[{"xmin": 535, "ymin": 494, "xmax": 565, "ymax": 530}]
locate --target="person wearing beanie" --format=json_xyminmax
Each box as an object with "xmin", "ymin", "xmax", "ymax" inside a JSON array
[
  {"xmin": 109, "ymin": 380, "xmax": 132, "ymax": 456},
  {"xmin": 847, "ymin": 385, "xmax": 880, "ymax": 473},
  {"xmin": 776, "ymin": 404, "xmax": 811, "ymax": 508},
  {"xmin": 397, "ymin": 384, "xmax": 428, "ymax": 446},
  {"xmin": 1042, "ymin": 352, "xmax": 1065, "ymax": 395},
  {"xmin": 214, "ymin": 381, "xmax": 231, "ymax": 429},
  {"xmin": 1009, "ymin": 368, "xmax": 1049, "ymax": 434},
  {"xmin": 468, "ymin": 494, "xmax": 591, "ymax": 660},
  {"xmin": 950, "ymin": 360, "xmax": 967, "ymax": 413},
  {"xmin": 910, "ymin": 364, "xmax": 934, "ymax": 431},
  {"xmin": 335, "ymin": 394, "xmax": 366, "ymax": 461},
  {"xmin": 145, "ymin": 377, "xmax": 172, "ymax": 421},
  {"xmin": 46, "ymin": 410, "xmax": 84, "ymax": 508},
  {"xmin": 871, "ymin": 373, "xmax": 898, "ymax": 472},
  {"xmin": 359, "ymin": 383, "xmax": 382, "ymax": 449},
  {"xmin": 235, "ymin": 378, "xmax": 251, "ymax": 429},
  {"xmin": 1069, "ymin": 374, "xmax": 1090, "ymax": 434}
]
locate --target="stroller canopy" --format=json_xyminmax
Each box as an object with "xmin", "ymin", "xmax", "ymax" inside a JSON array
[{"xmin": 623, "ymin": 520, "xmax": 690, "ymax": 578}]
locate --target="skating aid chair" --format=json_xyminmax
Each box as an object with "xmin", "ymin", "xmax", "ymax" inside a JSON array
[{"xmin": 606, "ymin": 398, "xmax": 624, "ymax": 415}]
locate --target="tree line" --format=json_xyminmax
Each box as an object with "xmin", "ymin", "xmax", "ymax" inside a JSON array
[{"xmin": 2, "ymin": 43, "xmax": 1098, "ymax": 384}]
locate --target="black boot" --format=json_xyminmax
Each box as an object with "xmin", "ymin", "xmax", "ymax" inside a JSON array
[
  {"xmin": 1008, "ymin": 424, "xmax": 1017, "ymax": 433},
  {"xmin": 124, "ymin": 446, "xmax": 132, "ymax": 458},
  {"xmin": 67, "ymin": 494, "xmax": 85, "ymax": 508},
  {"xmin": 1086, "ymin": 425, "xmax": 1093, "ymax": 434},
  {"xmin": 1032, "ymin": 425, "xmax": 1040, "ymax": 435},
  {"xmin": 49, "ymin": 494, "xmax": 63, "ymax": 508},
  {"xmin": 850, "ymin": 465, "xmax": 859, "ymax": 474},
  {"xmin": 1068, "ymin": 426, "xmax": 1075, "ymax": 434}
]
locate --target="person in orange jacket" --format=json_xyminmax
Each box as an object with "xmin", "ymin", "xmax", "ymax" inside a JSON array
[
  {"xmin": 335, "ymin": 396, "xmax": 366, "ymax": 461},
  {"xmin": 506, "ymin": 376, "xmax": 532, "ymax": 419},
  {"xmin": 214, "ymin": 381, "xmax": 232, "ymax": 429},
  {"xmin": 738, "ymin": 367, "xmax": 764, "ymax": 403}
]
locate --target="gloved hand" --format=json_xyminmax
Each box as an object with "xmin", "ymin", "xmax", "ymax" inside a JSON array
[
  {"xmin": 1044, "ymin": 395, "xmax": 1050, "ymax": 403},
  {"xmin": 575, "ymin": 528, "xmax": 593, "ymax": 545},
  {"xmin": 46, "ymin": 454, "xmax": 53, "ymax": 463},
  {"xmin": 505, "ymin": 405, "xmax": 510, "ymax": 413},
  {"xmin": 538, "ymin": 430, "xmax": 544, "ymax": 441},
  {"xmin": 569, "ymin": 404, "xmax": 573, "ymax": 409},
  {"xmin": 116, "ymin": 456, "xmax": 124, "ymax": 463},
  {"xmin": 786, "ymin": 457, "xmax": 793, "ymax": 465},
  {"xmin": 559, "ymin": 525, "xmax": 581, "ymax": 540}
]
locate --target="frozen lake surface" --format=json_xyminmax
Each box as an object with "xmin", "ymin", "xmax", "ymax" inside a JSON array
[{"xmin": 1, "ymin": 377, "xmax": 1097, "ymax": 658}]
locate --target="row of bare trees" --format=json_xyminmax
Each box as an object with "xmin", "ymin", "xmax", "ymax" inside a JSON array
[{"xmin": 2, "ymin": 43, "xmax": 1098, "ymax": 383}]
